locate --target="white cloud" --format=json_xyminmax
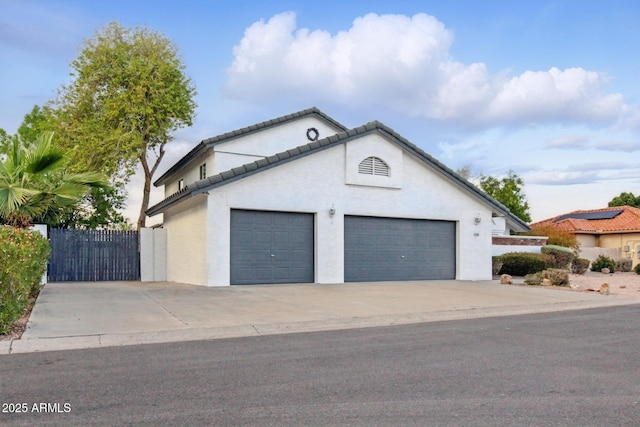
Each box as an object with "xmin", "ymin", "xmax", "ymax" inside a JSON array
[
  {"xmin": 595, "ymin": 140, "xmax": 640, "ymax": 152},
  {"xmin": 526, "ymin": 170, "xmax": 602, "ymax": 186},
  {"xmin": 566, "ymin": 162, "xmax": 630, "ymax": 171},
  {"xmin": 224, "ymin": 12, "xmax": 634, "ymax": 128},
  {"xmin": 525, "ymin": 161, "xmax": 640, "ymax": 186},
  {"xmin": 545, "ymin": 135, "xmax": 590, "ymax": 149}
]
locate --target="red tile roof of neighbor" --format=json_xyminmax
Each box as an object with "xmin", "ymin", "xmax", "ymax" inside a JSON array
[{"xmin": 532, "ymin": 206, "xmax": 640, "ymax": 234}]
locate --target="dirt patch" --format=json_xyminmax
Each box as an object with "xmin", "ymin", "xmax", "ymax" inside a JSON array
[
  {"xmin": 568, "ymin": 271, "xmax": 640, "ymax": 297},
  {"xmin": 504, "ymin": 270, "xmax": 640, "ymax": 297}
]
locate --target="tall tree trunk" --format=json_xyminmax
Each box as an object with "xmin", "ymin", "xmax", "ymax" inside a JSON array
[{"xmin": 136, "ymin": 140, "xmax": 166, "ymax": 230}]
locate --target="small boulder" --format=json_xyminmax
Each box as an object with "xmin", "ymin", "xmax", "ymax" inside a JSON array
[
  {"xmin": 542, "ymin": 278, "xmax": 552, "ymax": 286},
  {"xmin": 599, "ymin": 283, "xmax": 610, "ymax": 295},
  {"xmin": 601, "ymin": 268, "xmax": 610, "ymax": 274},
  {"xmin": 500, "ymin": 274, "xmax": 513, "ymax": 285}
]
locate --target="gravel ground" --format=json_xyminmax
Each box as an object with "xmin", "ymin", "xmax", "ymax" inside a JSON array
[{"xmin": 568, "ymin": 270, "xmax": 640, "ymax": 297}]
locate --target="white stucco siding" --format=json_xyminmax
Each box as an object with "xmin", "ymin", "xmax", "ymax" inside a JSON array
[
  {"xmin": 164, "ymin": 151, "xmax": 214, "ymax": 197},
  {"xmin": 213, "ymin": 117, "xmax": 343, "ymax": 173},
  {"xmin": 204, "ymin": 133, "xmax": 494, "ymax": 286},
  {"xmin": 343, "ymin": 148, "xmax": 493, "ymax": 280},
  {"xmin": 163, "ymin": 195, "xmax": 208, "ymax": 286}
]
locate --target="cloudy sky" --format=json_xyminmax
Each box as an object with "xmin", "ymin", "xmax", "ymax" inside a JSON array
[{"xmin": 1, "ymin": 0, "xmax": 639, "ymax": 225}]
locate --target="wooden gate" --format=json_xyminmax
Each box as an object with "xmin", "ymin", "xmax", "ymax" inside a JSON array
[{"xmin": 48, "ymin": 229, "xmax": 140, "ymax": 281}]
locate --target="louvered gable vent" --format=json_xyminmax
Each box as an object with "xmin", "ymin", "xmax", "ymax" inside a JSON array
[{"xmin": 358, "ymin": 156, "xmax": 390, "ymax": 177}]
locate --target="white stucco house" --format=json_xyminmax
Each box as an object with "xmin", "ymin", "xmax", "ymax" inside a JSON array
[{"xmin": 147, "ymin": 107, "xmax": 529, "ymax": 286}]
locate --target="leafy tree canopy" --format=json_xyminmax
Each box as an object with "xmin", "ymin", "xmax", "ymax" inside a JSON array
[
  {"xmin": 2, "ymin": 107, "xmax": 128, "ymax": 229},
  {"xmin": 479, "ymin": 170, "xmax": 531, "ymax": 223},
  {"xmin": 54, "ymin": 22, "xmax": 197, "ymax": 229},
  {"xmin": 608, "ymin": 192, "xmax": 640, "ymax": 208}
]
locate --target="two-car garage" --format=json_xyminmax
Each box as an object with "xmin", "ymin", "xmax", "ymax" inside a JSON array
[{"xmin": 230, "ymin": 209, "xmax": 456, "ymax": 285}]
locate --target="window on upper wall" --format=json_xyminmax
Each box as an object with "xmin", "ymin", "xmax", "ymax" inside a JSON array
[
  {"xmin": 358, "ymin": 156, "xmax": 390, "ymax": 177},
  {"xmin": 199, "ymin": 163, "xmax": 207, "ymax": 180},
  {"xmin": 178, "ymin": 179, "xmax": 185, "ymax": 191}
]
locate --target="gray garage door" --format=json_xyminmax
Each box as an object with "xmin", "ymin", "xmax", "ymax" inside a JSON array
[
  {"xmin": 344, "ymin": 216, "xmax": 455, "ymax": 282},
  {"xmin": 230, "ymin": 210, "xmax": 314, "ymax": 285}
]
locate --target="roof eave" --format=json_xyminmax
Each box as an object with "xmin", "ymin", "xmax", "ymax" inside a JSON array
[
  {"xmin": 148, "ymin": 121, "xmax": 532, "ymax": 232},
  {"xmin": 154, "ymin": 107, "xmax": 348, "ymax": 188}
]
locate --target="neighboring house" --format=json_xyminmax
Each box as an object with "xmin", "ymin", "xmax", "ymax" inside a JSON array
[
  {"xmin": 147, "ymin": 107, "xmax": 530, "ymax": 286},
  {"xmin": 532, "ymin": 206, "xmax": 640, "ymax": 267}
]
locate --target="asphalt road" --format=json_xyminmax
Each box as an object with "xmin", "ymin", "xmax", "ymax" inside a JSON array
[{"xmin": 1, "ymin": 305, "xmax": 639, "ymax": 426}]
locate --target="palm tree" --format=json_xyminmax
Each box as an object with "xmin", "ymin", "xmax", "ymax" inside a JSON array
[{"xmin": 0, "ymin": 132, "xmax": 107, "ymax": 228}]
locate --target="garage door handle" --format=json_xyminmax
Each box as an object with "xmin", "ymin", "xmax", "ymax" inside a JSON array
[
  {"xmin": 270, "ymin": 254, "xmax": 275, "ymax": 257},
  {"xmin": 401, "ymin": 255, "xmax": 405, "ymax": 259}
]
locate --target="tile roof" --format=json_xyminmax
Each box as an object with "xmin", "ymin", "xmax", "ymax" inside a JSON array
[
  {"xmin": 147, "ymin": 120, "xmax": 530, "ymax": 233},
  {"xmin": 154, "ymin": 107, "xmax": 347, "ymax": 186},
  {"xmin": 531, "ymin": 206, "xmax": 640, "ymax": 233}
]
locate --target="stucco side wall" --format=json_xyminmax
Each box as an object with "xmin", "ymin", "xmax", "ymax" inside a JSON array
[
  {"xmin": 599, "ymin": 233, "xmax": 640, "ymax": 266},
  {"xmin": 163, "ymin": 195, "xmax": 208, "ymax": 286},
  {"xmin": 206, "ymin": 134, "xmax": 494, "ymax": 286},
  {"xmin": 576, "ymin": 234, "xmax": 597, "ymax": 247}
]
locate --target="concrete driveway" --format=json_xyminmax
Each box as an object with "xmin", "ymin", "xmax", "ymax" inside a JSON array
[{"xmin": 3, "ymin": 279, "xmax": 637, "ymax": 354}]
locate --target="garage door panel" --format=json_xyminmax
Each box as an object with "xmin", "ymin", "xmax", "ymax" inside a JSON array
[
  {"xmin": 231, "ymin": 210, "xmax": 314, "ymax": 285},
  {"xmin": 344, "ymin": 216, "xmax": 455, "ymax": 282}
]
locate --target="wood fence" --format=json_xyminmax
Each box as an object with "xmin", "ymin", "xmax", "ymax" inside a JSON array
[{"xmin": 48, "ymin": 229, "xmax": 140, "ymax": 281}]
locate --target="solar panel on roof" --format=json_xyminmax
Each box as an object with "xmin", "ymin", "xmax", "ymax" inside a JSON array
[{"xmin": 554, "ymin": 209, "xmax": 623, "ymax": 222}]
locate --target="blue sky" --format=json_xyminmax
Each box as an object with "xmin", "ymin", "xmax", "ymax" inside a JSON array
[{"xmin": 2, "ymin": 0, "xmax": 639, "ymax": 224}]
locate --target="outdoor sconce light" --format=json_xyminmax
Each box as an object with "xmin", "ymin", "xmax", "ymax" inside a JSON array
[
  {"xmin": 329, "ymin": 205, "xmax": 336, "ymax": 216},
  {"xmin": 474, "ymin": 214, "xmax": 481, "ymax": 225}
]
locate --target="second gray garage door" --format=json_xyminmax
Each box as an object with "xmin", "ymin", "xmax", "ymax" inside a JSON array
[
  {"xmin": 344, "ymin": 216, "xmax": 456, "ymax": 282},
  {"xmin": 230, "ymin": 210, "xmax": 314, "ymax": 285}
]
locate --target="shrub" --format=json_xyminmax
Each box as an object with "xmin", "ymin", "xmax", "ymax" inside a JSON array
[
  {"xmin": 498, "ymin": 252, "xmax": 555, "ymax": 276},
  {"xmin": 524, "ymin": 272, "xmax": 543, "ymax": 286},
  {"xmin": 492, "ymin": 257, "xmax": 503, "ymax": 275},
  {"xmin": 524, "ymin": 269, "xmax": 570, "ymax": 287},
  {"xmin": 571, "ymin": 258, "xmax": 590, "ymax": 274},
  {"xmin": 542, "ymin": 268, "xmax": 570, "ymax": 286},
  {"xmin": 541, "ymin": 245, "xmax": 575, "ymax": 269},
  {"xmin": 591, "ymin": 255, "xmax": 616, "ymax": 273},
  {"xmin": 0, "ymin": 226, "xmax": 50, "ymax": 334},
  {"xmin": 524, "ymin": 225, "xmax": 578, "ymax": 250},
  {"xmin": 615, "ymin": 258, "xmax": 633, "ymax": 273},
  {"xmin": 635, "ymin": 263, "xmax": 640, "ymax": 275}
]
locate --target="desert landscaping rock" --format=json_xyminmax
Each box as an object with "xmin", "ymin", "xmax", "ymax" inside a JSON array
[
  {"xmin": 569, "ymin": 271, "xmax": 640, "ymax": 297},
  {"xmin": 500, "ymin": 274, "xmax": 513, "ymax": 284}
]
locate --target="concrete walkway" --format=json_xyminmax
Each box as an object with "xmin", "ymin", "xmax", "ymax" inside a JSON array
[{"xmin": 2, "ymin": 280, "xmax": 638, "ymax": 354}]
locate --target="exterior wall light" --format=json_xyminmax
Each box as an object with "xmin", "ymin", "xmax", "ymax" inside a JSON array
[
  {"xmin": 329, "ymin": 205, "xmax": 336, "ymax": 216},
  {"xmin": 474, "ymin": 214, "xmax": 481, "ymax": 225}
]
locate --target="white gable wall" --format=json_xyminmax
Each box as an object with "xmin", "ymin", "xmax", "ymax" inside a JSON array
[
  {"xmin": 198, "ymin": 133, "xmax": 493, "ymax": 286},
  {"xmin": 164, "ymin": 150, "xmax": 214, "ymax": 197},
  {"xmin": 162, "ymin": 117, "xmax": 343, "ymax": 198},
  {"xmin": 212, "ymin": 117, "xmax": 343, "ymax": 173}
]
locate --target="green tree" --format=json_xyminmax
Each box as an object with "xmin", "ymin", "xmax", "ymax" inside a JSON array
[
  {"xmin": 52, "ymin": 184, "xmax": 130, "ymax": 229},
  {"xmin": 2, "ymin": 106, "xmax": 127, "ymax": 229},
  {"xmin": 0, "ymin": 133, "xmax": 106, "ymax": 228},
  {"xmin": 480, "ymin": 170, "xmax": 531, "ymax": 223},
  {"xmin": 0, "ymin": 129, "xmax": 12, "ymax": 158},
  {"xmin": 608, "ymin": 192, "xmax": 640, "ymax": 208},
  {"xmin": 54, "ymin": 22, "xmax": 197, "ymax": 229}
]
